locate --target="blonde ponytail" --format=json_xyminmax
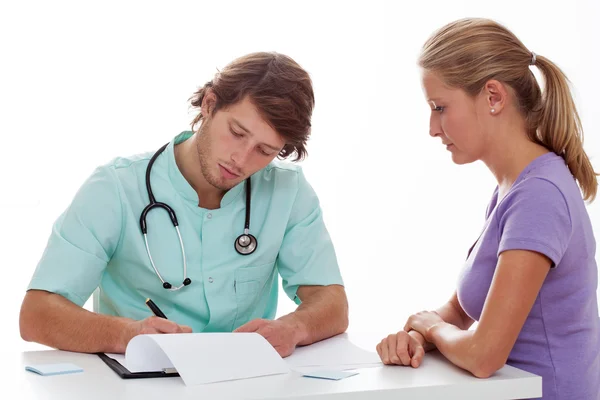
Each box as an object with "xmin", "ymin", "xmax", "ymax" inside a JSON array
[{"xmin": 533, "ymin": 55, "xmax": 598, "ymax": 201}]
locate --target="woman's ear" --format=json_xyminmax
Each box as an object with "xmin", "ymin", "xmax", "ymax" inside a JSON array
[{"xmin": 483, "ymin": 79, "xmax": 508, "ymax": 115}]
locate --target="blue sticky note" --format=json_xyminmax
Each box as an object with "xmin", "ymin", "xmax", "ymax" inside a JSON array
[
  {"xmin": 25, "ymin": 363, "xmax": 84, "ymax": 376},
  {"xmin": 302, "ymin": 370, "xmax": 359, "ymax": 380}
]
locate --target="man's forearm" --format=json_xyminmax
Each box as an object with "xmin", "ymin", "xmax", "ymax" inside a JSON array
[
  {"xmin": 20, "ymin": 290, "xmax": 134, "ymax": 354},
  {"xmin": 278, "ymin": 285, "xmax": 349, "ymax": 346}
]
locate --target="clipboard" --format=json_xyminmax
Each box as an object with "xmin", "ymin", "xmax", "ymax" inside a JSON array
[{"xmin": 97, "ymin": 353, "xmax": 180, "ymax": 379}]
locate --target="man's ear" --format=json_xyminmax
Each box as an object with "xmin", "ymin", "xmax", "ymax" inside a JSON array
[{"xmin": 201, "ymin": 89, "xmax": 217, "ymax": 116}]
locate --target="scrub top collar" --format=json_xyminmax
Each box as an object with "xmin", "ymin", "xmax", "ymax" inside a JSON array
[{"xmin": 165, "ymin": 131, "xmax": 244, "ymax": 214}]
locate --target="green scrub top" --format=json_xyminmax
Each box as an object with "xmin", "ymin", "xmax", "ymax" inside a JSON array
[{"xmin": 28, "ymin": 131, "xmax": 343, "ymax": 331}]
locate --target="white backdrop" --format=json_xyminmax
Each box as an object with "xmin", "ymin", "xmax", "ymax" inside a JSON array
[{"xmin": 1, "ymin": 0, "xmax": 598, "ymax": 353}]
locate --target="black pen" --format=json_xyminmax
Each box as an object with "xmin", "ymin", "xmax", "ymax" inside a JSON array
[{"xmin": 145, "ymin": 298, "xmax": 168, "ymax": 319}]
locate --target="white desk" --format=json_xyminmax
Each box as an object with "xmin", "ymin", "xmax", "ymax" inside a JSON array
[{"xmin": 8, "ymin": 338, "xmax": 541, "ymax": 400}]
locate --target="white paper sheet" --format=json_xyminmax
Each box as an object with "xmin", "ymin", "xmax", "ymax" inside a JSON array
[
  {"xmin": 108, "ymin": 332, "xmax": 381, "ymax": 386},
  {"xmin": 124, "ymin": 332, "xmax": 290, "ymax": 386},
  {"xmin": 285, "ymin": 333, "xmax": 382, "ymax": 369},
  {"xmin": 105, "ymin": 349, "xmax": 381, "ymax": 375}
]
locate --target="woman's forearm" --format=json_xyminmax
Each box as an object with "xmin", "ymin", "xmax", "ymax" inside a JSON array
[{"xmin": 427, "ymin": 322, "xmax": 503, "ymax": 378}]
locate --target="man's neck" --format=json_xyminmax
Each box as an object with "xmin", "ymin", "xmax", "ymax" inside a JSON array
[{"xmin": 173, "ymin": 135, "xmax": 225, "ymax": 210}]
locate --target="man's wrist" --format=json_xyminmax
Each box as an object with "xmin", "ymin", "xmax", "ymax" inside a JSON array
[
  {"xmin": 278, "ymin": 313, "xmax": 309, "ymax": 346},
  {"xmin": 114, "ymin": 317, "xmax": 136, "ymax": 353}
]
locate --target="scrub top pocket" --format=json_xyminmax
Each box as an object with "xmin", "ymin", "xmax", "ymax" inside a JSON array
[{"xmin": 232, "ymin": 261, "xmax": 276, "ymax": 328}]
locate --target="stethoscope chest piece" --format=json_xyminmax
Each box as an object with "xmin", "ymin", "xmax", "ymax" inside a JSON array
[{"xmin": 235, "ymin": 231, "xmax": 257, "ymax": 255}]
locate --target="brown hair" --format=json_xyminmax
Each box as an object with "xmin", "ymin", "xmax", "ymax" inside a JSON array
[
  {"xmin": 189, "ymin": 52, "xmax": 314, "ymax": 161},
  {"xmin": 419, "ymin": 18, "xmax": 598, "ymax": 201}
]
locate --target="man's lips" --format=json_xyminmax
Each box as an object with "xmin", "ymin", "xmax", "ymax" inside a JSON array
[{"xmin": 219, "ymin": 164, "xmax": 240, "ymax": 179}]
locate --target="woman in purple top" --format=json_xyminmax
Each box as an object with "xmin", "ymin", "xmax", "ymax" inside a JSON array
[{"xmin": 376, "ymin": 18, "xmax": 599, "ymax": 400}]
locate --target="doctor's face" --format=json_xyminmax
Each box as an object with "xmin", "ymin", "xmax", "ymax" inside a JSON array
[{"xmin": 197, "ymin": 95, "xmax": 286, "ymax": 191}]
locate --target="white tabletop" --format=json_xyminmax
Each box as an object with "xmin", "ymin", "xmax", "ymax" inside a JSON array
[{"xmin": 7, "ymin": 336, "xmax": 541, "ymax": 400}]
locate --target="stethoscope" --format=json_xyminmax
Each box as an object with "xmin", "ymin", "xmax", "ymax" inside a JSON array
[{"xmin": 139, "ymin": 142, "xmax": 258, "ymax": 291}]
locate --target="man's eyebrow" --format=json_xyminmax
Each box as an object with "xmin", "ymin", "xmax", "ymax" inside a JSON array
[
  {"xmin": 231, "ymin": 118, "xmax": 281, "ymax": 151},
  {"xmin": 231, "ymin": 118, "xmax": 251, "ymax": 134},
  {"xmin": 262, "ymin": 143, "xmax": 282, "ymax": 152}
]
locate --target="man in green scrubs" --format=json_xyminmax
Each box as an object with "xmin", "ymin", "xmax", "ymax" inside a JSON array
[{"xmin": 20, "ymin": 52, "xmax": 348, "ymax": 357}]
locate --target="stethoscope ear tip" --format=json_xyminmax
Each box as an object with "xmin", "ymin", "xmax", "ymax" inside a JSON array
[{"xmin": 163, "ymin": 282, "xmax": 172, "ymax": 289}]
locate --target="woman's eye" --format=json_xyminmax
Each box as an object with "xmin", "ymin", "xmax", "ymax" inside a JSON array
[{"xmin": 434, "ymin": 106, "xmax": 445, "ymax": 113}]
